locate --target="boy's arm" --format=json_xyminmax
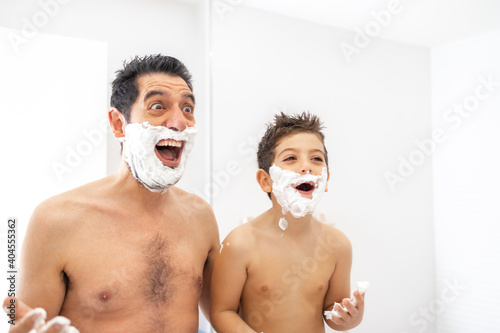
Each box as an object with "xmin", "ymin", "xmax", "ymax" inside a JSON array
[
  {"xmin": 323, "ymin": 229, "xmax": 365, "ymax": 331},
  {"xmin": 18, "ymin": 202, "xmax": 68, "ymax": 320},
  {"xmin": 210, "ymin": 231, "xmax": 257, "ymax": 333}
]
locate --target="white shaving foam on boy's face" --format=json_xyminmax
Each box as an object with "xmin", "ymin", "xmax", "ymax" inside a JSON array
[
  {"xmin": 269, "ymin": 164, "xmax": 328, "ymax": 219},
  {"xmin": 123, "ymin": 122, "xmax": 197, "ymax": 193}
]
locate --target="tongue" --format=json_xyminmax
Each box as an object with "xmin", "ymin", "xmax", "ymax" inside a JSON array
[{"xmin": 158, "ymin": 147, "xmax": 176, "ymax": 161}]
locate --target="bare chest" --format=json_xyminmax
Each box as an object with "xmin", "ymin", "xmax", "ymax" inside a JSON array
[{"xmin": 59, "ymin": 219, "xmax": 206, "ymax": 331}]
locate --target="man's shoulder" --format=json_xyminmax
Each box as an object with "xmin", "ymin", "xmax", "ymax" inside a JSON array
[
  {"xmin": 170, "ymin": 186, "xmax": 213, "ymax": 212},
  {"xmin": 30, "ymin": 178, "xmax": 108, "ymax": 228}
]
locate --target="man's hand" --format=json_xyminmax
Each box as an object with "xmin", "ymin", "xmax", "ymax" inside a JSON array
[
  {"xmin": 325, "ymin": 290, "xmax": 365, "ymax": 329},
  {"xmin": 3, "ymin": 297, "xmax": 79, "ymax": 333}
]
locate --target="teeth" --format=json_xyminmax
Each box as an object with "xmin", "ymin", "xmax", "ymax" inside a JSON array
[{"xmin": 156, "ymin": 140, "xmax": 182, "ymax": 148}]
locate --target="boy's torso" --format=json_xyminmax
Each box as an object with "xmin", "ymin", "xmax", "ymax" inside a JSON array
[{"xmin": 239, "ymin": 217, "xmax": 339, "ymax": 332}]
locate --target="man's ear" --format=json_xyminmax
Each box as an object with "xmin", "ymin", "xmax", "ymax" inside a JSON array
[
  {"xmin": 108, "ymin": 107, "xmax": 127, "ymax": 142},
  {"xmin": 256, "ymin": 169, "xmax": 273, "ymax": 193}
]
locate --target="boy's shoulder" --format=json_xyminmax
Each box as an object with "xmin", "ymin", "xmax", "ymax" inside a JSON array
[
  {"xmin": 222, "ymin": 220, "xmax": 257, "ymax": 248},
  {"xmin": 221, "ymin": 213, "xmax": 272, "ymax": 251},
  {"xmin": 313, "ymin": 219, "xmax": 352, "ymax": 251}
]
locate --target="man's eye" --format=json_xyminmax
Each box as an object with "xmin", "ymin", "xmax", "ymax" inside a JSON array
[
  {"xmin": 183, "ymin": 106, "xmax": 193, "ymax": 113},
  {"xmin": 150, "ymin": 103, "xmax": 163, "ymax": 110}
]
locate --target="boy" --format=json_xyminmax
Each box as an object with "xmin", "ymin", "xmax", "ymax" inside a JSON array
[{"xmin": 210, "ymin": 112, "xmax": 365, "ymax": 332}]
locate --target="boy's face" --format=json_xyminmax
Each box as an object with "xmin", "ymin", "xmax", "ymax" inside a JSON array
[{"xmin": 272, "ymin": 132, "xmax": 328, "ymax": 198}]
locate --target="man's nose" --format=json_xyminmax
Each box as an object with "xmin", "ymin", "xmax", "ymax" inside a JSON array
[{"xmin": 163, "ymin": 106, "xmax": 187, "ymax": 132}]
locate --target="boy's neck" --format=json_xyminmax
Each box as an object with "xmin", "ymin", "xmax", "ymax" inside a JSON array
[{"xmin": 269, "ymin": 203, "xmax": 314, "ymax": 235}]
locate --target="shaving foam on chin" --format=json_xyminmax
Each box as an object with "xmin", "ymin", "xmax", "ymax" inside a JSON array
[
  {"xmin": 269, "ymin": 165, "xmax": 328, "ymax": 229},
  {"xmin": 324, "ymin": 281, "xmax": 370, "ymax": 320},
  {"xmin": 123, "ymin": 122, "xmax": 196, "ymax": 193}
]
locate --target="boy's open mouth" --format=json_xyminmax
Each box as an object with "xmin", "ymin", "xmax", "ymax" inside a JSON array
[
  {"xmin": 293, "ymin": 181, "xmax": 316, "ymax": 196},
  {"xmin": 155, "ymin": 139, "xmax": 184, "ymax": 167}
]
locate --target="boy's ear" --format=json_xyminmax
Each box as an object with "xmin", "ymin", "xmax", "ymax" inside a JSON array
[
  {"xmin": 256, "ymin": 169, "xmax": 273, "ymax": 193},
  {"xmin": 325, "ymin": 171, "xmax": 330, "ymax": 192},
  {"xmin": 108, "ymin": 107, "xmax": 127, "ymax": 142}
]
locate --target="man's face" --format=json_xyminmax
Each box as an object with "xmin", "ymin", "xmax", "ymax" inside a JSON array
[
  {"xmin": 119, "ymin": 73, "xmax": 197, "ymax": 192},
  {"xmin": 272, "ymin": 132, "xmax": 327, "ymax": 198},
  {"xmin": 128, "ymin": 73, "xmax": 196, "ymax": 168}
]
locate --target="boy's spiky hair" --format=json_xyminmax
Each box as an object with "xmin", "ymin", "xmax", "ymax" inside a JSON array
[{"xmin": 257, "ymin": 112, "xmax": 329, "ymax": 198}]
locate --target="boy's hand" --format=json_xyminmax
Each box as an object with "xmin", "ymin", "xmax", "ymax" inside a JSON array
[
  {"xmin": 3, "ymin": 297, "xmax": 79, "ymax": 333},
  {"xmin": 327, "ymin": 291, "xmax": 365, "ymax": 329}
]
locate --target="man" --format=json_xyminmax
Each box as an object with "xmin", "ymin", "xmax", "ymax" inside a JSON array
[{"xmin": 4, "ymin": 54, "xmax": 220, "ymax": 333}]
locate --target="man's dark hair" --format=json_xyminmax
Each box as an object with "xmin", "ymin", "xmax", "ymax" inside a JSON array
[
  {"xmin": 257, "ymin": 112, "xmax": 329, "ymax": 198},
  {"xmin": 110, "ymin": 54, "xmax": 193, "ymax": 121}
]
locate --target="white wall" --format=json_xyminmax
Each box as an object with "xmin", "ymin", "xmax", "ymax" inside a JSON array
[
  {"xmin": 212, "ymin": 6, "xmax": 435, "ymax": 333},
  {"xmin": 432, "ymin": 29, "xmax": 500, "ymax": 333}
]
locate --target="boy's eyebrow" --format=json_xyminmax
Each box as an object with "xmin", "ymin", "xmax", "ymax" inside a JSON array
[
  {"xmin": 277, "ymin": 148, "xmax": 325, "ymax": 157},
  {"xmin": 276, "ymin": 148, "xmax": 297, "ymax": 157}
]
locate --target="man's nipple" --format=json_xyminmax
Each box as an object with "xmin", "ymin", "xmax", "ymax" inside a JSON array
[{"xmin": 98, "ymin": 291, "xmax": 112, "ymax": 303}]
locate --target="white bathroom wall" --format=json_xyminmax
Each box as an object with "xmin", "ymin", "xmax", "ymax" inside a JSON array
[
  {"xmin": 432, "ymin": 29, "xmax": 500, "ymax": 333},
  {"xmin": 211, "ymin": 6, "xmax": 435, "ymax": 333}
]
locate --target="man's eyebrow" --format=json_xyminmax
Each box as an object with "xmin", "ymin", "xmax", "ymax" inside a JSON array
[
  {"xmin": 183, "ymin": 92, "xmax": 195, "ymax": 105},
  {"xmin": 143, "ymin": 90, "xmax": 167, "ymax": 101}
]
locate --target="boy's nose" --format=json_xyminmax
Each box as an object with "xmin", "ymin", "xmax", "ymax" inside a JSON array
[
  {"xmin": 163, "ymin": 107, "xmax": 187, "ymax": 132},
  {"xmin": 299, "ymin": 162, "xmax": 312, "ymax": 174}
]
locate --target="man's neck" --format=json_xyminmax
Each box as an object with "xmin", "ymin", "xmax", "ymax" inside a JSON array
[{"xmin": 110, "ymin": 161, "xmax": 173, "ymax": 210}]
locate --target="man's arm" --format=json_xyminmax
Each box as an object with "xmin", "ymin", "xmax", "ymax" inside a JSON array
[
  {"xmin": 210, "ymin": 230, "xmax": 256, "ymax": 333},
  {"xmin": 322, "ymin": 228, "xmax": 364, "ymax": 331},
  {"xmin": 18, "ymin": 200, "xmax": 68, "ymax": 319},
  {"xmin": 3, "ymin": 297, "xmax": 78, "ymax": 333},
  {"xmin": 198, "ymin": 202, "xmax": 220, "ymax": 321}
]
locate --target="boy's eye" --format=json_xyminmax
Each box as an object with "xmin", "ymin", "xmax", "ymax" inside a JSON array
[
  {"xmin": 183, "ymin": 106, "xmax": 193, "ymax": 113},
  {"xmin": 313, "ymin": 157, "xmax": 324, "ymax": 162},
  {"xmin": 150, "ymin": 103, "xmax": 163, "ymax": 110},
  {"xmin": 284, "ymin": 156, "xmax": 296, "ymax": 161}
]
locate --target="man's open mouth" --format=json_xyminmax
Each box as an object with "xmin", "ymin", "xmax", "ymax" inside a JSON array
[
  {"xmin": 293, "ymin": 181, "xmax": 316, "ymax": 195},
  {"xmin": 155, "ymin": 139, "xmax": 184, "ymax": 167}
]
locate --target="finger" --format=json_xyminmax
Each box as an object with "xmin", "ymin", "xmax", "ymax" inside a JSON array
[
  {"xmin": 326, "ymin": 310, "xmax": 344, "ymax": 326},
  {"xmin": 334, "ymin": 302, "xmax": 350, "ymax": 321},
  {"xmin": 39, "ymin": 316, "xmax": 71, "ymax": 333},
  {"xmin": 342, "ymin": 298, "xmax": 359, "ymax": 317},
  {"xmin": 352, "ymin": 290, "xmax": 365, "ymax": 310},
  {"xmin": 3, "ymin": 297, "xmax": 33, "ymax": 320},
  {"xmin": 8, "ymin": 308, "xmax": 46, "ymax": 333}
]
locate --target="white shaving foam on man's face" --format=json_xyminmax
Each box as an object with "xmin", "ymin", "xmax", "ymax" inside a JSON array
[
  {"xmin": 123, "ymin": 122, "xmax": 197, "ymax": 193},
  {"xmin": 269, "ymin": 164, "xmax": 328, "ymax": 220}
]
